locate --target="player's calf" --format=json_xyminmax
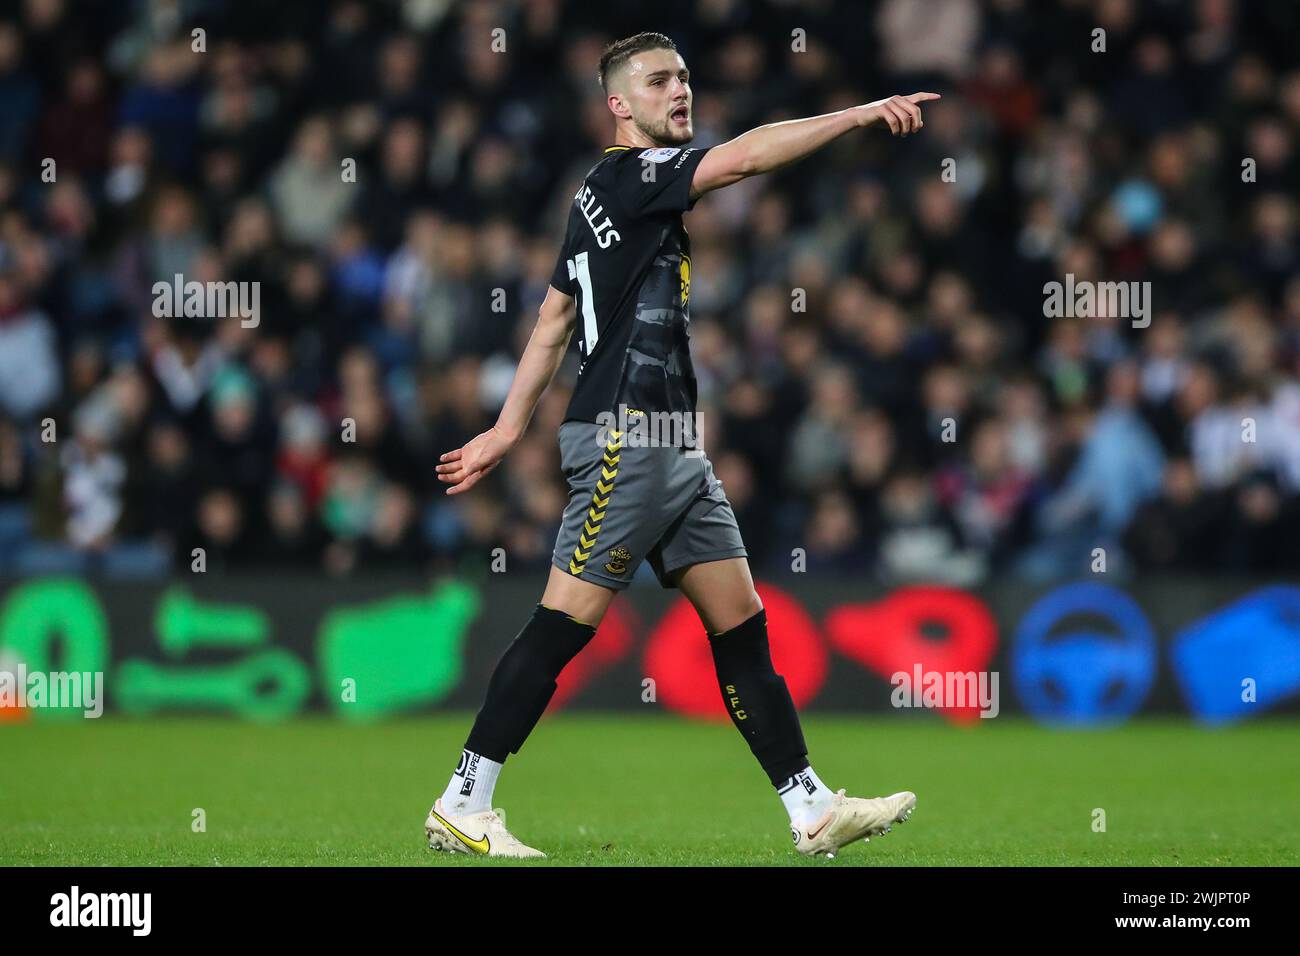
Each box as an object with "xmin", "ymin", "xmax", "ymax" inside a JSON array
[
  {"xmin": 708, "ymin": 607, "xmax": 919, "ymax": 857},
  {"xmin": 462, "ymin": 603, "xmax": 597, "ymax": 764},
  {"xmin": 708, "ymin": 607, "xmax": 811, "ymax": 786}
]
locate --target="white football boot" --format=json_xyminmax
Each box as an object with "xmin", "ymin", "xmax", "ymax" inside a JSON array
[
  {"xmin": 425, "ymin": 799, "xmax": 546, "ymax": 858},
  {"xmin": 793, "ymin": 789, "xmax": 916, "ymax": 859}
]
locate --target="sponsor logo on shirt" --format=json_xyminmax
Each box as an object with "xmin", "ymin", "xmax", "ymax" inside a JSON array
[{"xmin": 639, "ymin": 147, "xmax": 681, "ymax": 163}]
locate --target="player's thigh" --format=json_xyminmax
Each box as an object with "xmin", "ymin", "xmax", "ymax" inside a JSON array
[
  {"xmin": 539, "ymin": 563, "xmax": 618, "ymax": 628},
  {"xmin": 548, "ymin": 419, "xmax": 671, "ymax": 613},
  {"xmin": 672, "ymin": 557, "xmax": 763, "ymax": 636},
  {"xmin": 652, "ymin": 453, "xmax": 755, "ymax": 633}
]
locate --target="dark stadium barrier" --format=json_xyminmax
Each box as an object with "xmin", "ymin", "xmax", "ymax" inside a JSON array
[{"xmin": 1, "ymin": 573, "xmax": 1298, "ymax": 724}]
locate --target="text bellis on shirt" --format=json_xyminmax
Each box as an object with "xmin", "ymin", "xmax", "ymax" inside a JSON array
[{"xmin": 573, "ymin": 184, "xmax": 621, "ymax": 248}]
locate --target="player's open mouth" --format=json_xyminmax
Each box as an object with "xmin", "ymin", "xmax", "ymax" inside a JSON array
[{"xmin": 671, "ymin": 105, "xmax": 689, "ymax": 124}]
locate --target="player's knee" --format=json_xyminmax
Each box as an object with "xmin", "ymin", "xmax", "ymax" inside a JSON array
[
  {"xmin": 707, "ymin": 591, "xmax": 763, "ymax": 637},
  {"xmin": 541, "ymin": 573, "xmax": 614, "ymax": 628}
]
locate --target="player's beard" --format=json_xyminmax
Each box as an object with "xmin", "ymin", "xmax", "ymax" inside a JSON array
[{"xmin": 634, "ymin": 110, "xmax": 692, "ymax": 147}]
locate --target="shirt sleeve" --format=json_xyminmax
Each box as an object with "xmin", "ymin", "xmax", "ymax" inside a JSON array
[
  {"xmin": 612, "ymin": 146, "xmax": 712, "ymax": 218},
  {"xmin": 549, "ymin": 241, "xmax": 573, "ymax": 295}
]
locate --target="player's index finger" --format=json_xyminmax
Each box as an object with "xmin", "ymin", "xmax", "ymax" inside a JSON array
[{"xmin": 906, "ymin": 92, "xmax": 942, "ymax": 103}]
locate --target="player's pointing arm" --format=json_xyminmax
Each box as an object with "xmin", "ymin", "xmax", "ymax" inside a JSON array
[{"xmin": 689, "ymin": 92, "xmax": 941, "ymax": 199}]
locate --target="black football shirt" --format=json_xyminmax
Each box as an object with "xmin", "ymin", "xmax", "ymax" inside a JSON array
[{"xmin": 549, "ymin": 144, "xmax": 711, "ymax": 424}]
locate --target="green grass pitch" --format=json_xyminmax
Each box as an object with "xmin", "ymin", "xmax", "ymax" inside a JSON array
[{"xmin": 3, "ymin": 714, "xmax": 1297, "ymax": 866}]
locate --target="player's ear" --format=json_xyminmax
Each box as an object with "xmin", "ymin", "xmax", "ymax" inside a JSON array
[{"xmin": 607, "ymin": 93, "xmax": 631, "ymax": 120}]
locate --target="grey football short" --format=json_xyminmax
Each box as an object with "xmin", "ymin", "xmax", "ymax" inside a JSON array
[{"xmin": 550, "ymin": 420, "xmax": 748, "ymax": 590}]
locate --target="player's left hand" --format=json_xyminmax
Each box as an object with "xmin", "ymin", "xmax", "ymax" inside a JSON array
[
  {"xmin": 436, "ymin": 426, "xmax": 514, "ymax": 495},
  {"xmin": 856, "ymin": 92, "xmax": 941, "ymax": 136}
]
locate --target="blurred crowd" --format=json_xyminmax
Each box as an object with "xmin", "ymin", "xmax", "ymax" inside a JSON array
[{"xmin": 0, "ymin": 0, "xmax": 1298, "ymax": 584}]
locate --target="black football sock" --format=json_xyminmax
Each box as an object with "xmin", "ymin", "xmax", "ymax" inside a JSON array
[
  {"xmin": 707, "ymin": 607, "xmax": 810, "ymax": 786},
  {"xmin": 464, "ymin": 603, "xmax": 597, "ymax": 761}
]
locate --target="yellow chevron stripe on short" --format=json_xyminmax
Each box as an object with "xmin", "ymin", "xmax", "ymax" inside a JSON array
[{"xmin": 567, "ymin": 429, "xmax": 625, "ymax": 575}]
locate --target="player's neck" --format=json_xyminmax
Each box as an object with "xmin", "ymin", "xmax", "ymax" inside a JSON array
[{"xmin": 611, "ymin": 123, "xmax": 666, "ymax": 151}]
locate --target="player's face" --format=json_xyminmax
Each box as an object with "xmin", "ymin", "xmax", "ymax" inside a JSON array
[{"xmin": 620, "ymin": 48, "xmax": 693, "ymax": 146}]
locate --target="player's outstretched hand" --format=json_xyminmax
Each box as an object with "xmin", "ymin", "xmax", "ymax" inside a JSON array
[
  {"xmin": 436, "ymin": 426, "xmax": 514, "ymax": 495},
  {"xmin": 856, "ymin": 92, "xmax": 941, "ymax": 136}
]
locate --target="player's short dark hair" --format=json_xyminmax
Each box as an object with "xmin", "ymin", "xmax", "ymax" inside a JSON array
[{"xmin": 598, "ymin": 32, "xmax": 677, "ymax": 91}]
